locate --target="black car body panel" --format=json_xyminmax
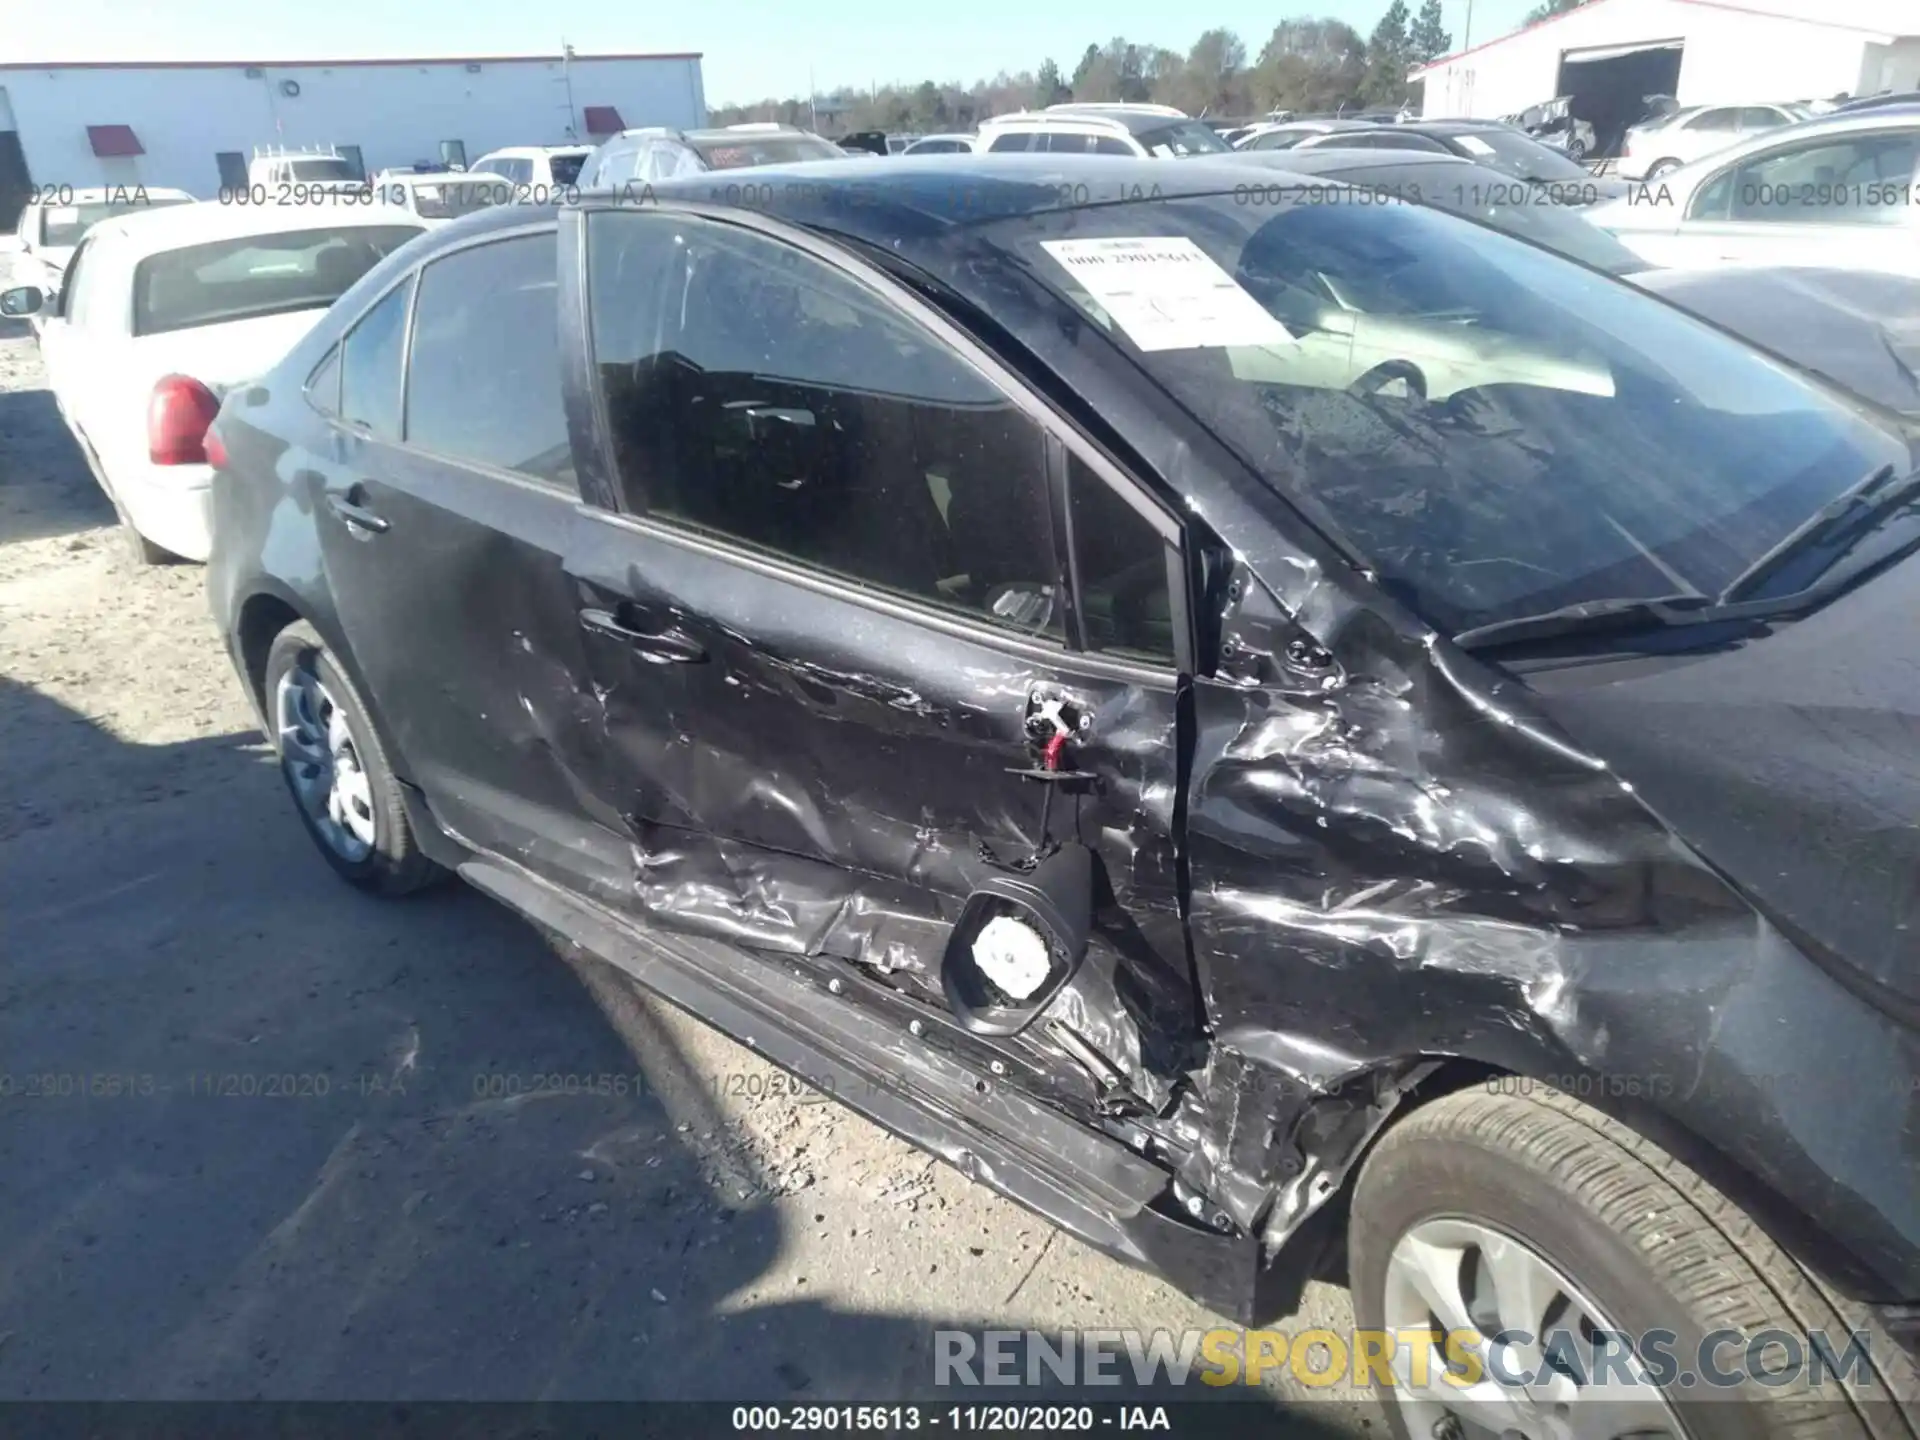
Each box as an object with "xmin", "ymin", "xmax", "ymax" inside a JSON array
[{"xmin": 207, "ymin": 156, "xmax": 1920, "ymax": 1316}]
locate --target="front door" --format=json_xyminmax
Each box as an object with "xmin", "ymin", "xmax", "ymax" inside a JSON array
[
  {"xmin": 560, "ymin": 205, "xmax": 1202, "ymax": 1100},
  {"xmin": 307, "ymin": 225, "xmax": 618, "ymax": 892}
]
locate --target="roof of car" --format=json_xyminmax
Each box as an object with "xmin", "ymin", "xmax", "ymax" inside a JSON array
[
  {"xmin": 84, "ymin": 198, "xmax": 425, "ymax": 256},
  {"xmin": 480, "ymin": 145, "xmax": 593, "ymax": 157},
  {"xmin": 1253, "ymin": 118, "xmax": 1377, "ymax": 133},
  {"xmin": 1393, "ymin": 119, "xmax": 1512, "ymax": 136},
  {"xmin": 1228, "ymin": 148, "xmax": 1473, "ymax": 174}
]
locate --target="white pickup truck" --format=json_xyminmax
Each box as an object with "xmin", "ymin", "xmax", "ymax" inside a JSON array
[{"xmin": 246, "ymin": 147, "xmax": 363, "ymax": 190}]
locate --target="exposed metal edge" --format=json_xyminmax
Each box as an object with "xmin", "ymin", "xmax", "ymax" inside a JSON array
[{"xmin": 456, "ymin": 854, "xmax": 1254, "ymax": 1297}]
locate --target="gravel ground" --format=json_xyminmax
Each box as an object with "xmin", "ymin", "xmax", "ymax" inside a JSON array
[{"xmin": 0, "ymin": 248, "xmax": 1379, "ymax": 1429}]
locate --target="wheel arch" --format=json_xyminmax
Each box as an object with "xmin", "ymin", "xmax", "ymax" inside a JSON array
[{"xmin": 1279, "ymin": 1051, "xmax": 1892, "ymax": 1309}]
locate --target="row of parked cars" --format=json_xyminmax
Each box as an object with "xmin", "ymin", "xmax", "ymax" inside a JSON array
[
  {"xmin": 4, "ymin": 132, "xmax": 1920, "ymax": 1440},
  {"xmin": 7, "ymin": 98, "xmax": 1919, "ymax": 567}
]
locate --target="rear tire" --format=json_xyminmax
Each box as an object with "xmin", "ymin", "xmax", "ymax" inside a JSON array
[
  {"xmin": 1350, "ymin": 1086, "xmax": 1916, "ymax": 1440},
  {"xmin": 263, "ymin": 622, "xmax": 444, "ymax": 896}
]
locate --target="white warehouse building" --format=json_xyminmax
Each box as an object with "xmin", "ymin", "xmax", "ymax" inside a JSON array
[
  {"xmin": 0, "ymin": 50, "xmax": 706, "ymax": 221},
  {"xmin": 1414, "ymin": 0, "xmax": 1920, "ymax": 150}
]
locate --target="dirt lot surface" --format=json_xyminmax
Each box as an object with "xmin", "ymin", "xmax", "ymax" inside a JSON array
[{"xmin": 0, "ymin": 248, "xmax": 1378, "ymax": 1429}]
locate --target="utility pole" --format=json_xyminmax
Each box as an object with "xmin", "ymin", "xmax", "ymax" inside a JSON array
[
  {"xmin": 809, "ymin": 66, "xmax": 818, "ymax": 130},
  {"xmin": 1463, "ymin": 0, "xmax": 1475, "ymax": 51}
]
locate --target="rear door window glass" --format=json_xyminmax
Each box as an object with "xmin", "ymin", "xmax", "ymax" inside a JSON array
[{"xmin": 404, "ymin": 233, "xmax": 573, "ymax": 486}]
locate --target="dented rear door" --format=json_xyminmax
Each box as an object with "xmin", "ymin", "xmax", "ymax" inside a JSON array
[{"xmin": 561, "ymin": 205, "xmax": 1203, "ymax": 1106}]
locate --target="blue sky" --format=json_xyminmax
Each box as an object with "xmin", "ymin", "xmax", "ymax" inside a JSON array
[{"xmin": 6, "ymin": 0, "xmax": 1539, "ymax": 104}]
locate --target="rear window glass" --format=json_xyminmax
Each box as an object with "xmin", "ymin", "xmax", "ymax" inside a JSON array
[
  {"xmin": 549, "ymin": 153, "xmax": 587, "ymax": 185},
  {"xmin": 286, "ymin": 157, "xmax": 359, "ymax": 182},
  {"xmin": 131, "ymin": 225, "xmax": 422, "ymax": 337},
  {"xmin": 41, "ymin": 195, "xmax": 191, "ymax": 248},
  {"xmin": 690, "ymin": 135, "xmax": 848, "ymax": 169}
]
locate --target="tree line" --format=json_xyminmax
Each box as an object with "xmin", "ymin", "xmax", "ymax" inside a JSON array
[{"xmin": 712, "ymin": 1, "xmax": 1454, "ymax": 134}]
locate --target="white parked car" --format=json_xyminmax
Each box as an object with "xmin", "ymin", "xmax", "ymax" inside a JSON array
[
  {"xmin": 247, "ymin": 147, "xmax": 364, "ymax": 190},
  {"xmin": 0, "ymin": 201, "xmax": 423, "ymax": 562},
  {"xmin": 13, "ymin": 187, "xmax": 194, "ymax": 317},
  {"xmin": 978, "ymin": 103, "xmax": 1230, "ymax": 157},
  {"xmin": 900, "ymin": 133, "xmax": 979, "ymax": 155},
  {"xmin": 466, "ymin": 145, "xmax": 593, "ymax": 191},
  {"xmin": 1591, "ymin": 107, "xmax": 1920, "ymax": 276},
  {"xmin": 368, "ymin": 171, "xmax": 511, "ymax": 226},
  {"xmin": 1618, "ymin": 101, "xmax": 1811, "ymax": 180}
]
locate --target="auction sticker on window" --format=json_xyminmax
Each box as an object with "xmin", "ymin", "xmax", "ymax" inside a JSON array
[{"xmin": 1039, "ymin": 237, "xmax": 1294, "ymax": 351}]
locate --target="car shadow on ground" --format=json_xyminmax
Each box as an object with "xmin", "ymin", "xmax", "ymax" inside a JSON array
[
  {"xmin": 0, "ymin": 677, "xmax": 1344, "ymax": 1427},
  {"xmin": 0, "ymin": 385, "xmax": 114, "ymax": 548}
]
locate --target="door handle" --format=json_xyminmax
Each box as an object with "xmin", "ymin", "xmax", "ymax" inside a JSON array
[
  {"xmin": 577, "ymin": 607, "xmax": 708, "ymax": 663},
  {"xmin": 326, "ymin": 488, "xmax": 389, "ymax": 534}
]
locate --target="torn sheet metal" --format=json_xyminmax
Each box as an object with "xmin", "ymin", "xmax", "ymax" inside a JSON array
[{"xmin": 561, "ymin": 510, "xmax": 1201, "ymax": 1112}]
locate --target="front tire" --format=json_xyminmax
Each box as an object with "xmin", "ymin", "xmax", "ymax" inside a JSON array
[
  {"xmin": 1647, "ymin": 158, "xmax": 1681, "ymax": 179},
  {"xmin": 1349, "ymin": 1086, "xmax": 1915, "ymax": 1440},
  {"xmin": 263, "ymin": 622, "xmax": 444, "ymax": 895}
]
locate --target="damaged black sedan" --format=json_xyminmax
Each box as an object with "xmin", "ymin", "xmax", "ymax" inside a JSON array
[{"xmin": 207, "ymin": 157, "xmax": 1920, "ymax": 1439}]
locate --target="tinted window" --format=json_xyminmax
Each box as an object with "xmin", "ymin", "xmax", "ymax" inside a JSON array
[
  {"xmin": 339, "ymin": 275, "xmax": 413, "ymax": 442},
  {"xmin": 1725, "ymin": 130, "xmax": 1920, "ymax": 225},
  {"xmin": 131, "ymin": 225, "xmax": 421, "ymax": 337},
  {"xmin": 287, "ymin": 157, "xmax": 357, "ymax": 182},
  {"xmin": 1248, "ymin": 129, "xmax": 1306, "ymax": 150},
  {"xmin": 1686, "ymin": 108, "xmax": 1738, "ymax": 132},
  {"xmin": 405, "ymin": 234, "xmax": 572, "ymax": 486},
  {"xmin": 550, "ymin": 153, "xmax": 587, "ymax": 185},
  {"xmin": 1069, "ymin": 455, "xmax": 1174, "ymax": 664},
  {"xmin": 988, "ymin": 131, "xmax": 1033, "ymax": 153},
  {"xmin": 1042, "ymin": 132, "xmax": 1093, "ymax": 153},
  {"xmin": 1019, "ymin": 194, "xmax": 1909, "ymax": 638},
  {"xmin": 1738, "ymin": 107, "xmax": 1787, "ymax": 129},
  {"xmin": 588, "ymin": 211, "xmax": 1064, "ymax": 638},
  {"xmin": 1093, "ymin": 136, "xmax": 1135, "ymax": 156}
]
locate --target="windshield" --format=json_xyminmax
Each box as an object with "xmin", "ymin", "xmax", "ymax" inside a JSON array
[
  {"xmin": 132, "ymin": 225, "xmax": 422, "ymax": 336},
  {"xmin": 691, "ymin": 134, "xmax": 848, "ymax": 169},
  {"xmin": 1007, "ymin": 194, "xmax": 1909, "ymax": 637},
  {"xmin": 1136, "ymin": 120, "xmax": 1231, "ymax": 157},
  {"xmin": 1446, "ymin": 128, "xmax": 1590, "ymax": 182},
  {"xmin": 286, "ymin": 158, "xmax": 359, "ymax": 182},
  {"xmin": 550, "ymin": 153, "xmax": 588, "ymax": 185},
  {"xmin": 41, "ymin": 196, "xmax": 190, "ymax": 249}
]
